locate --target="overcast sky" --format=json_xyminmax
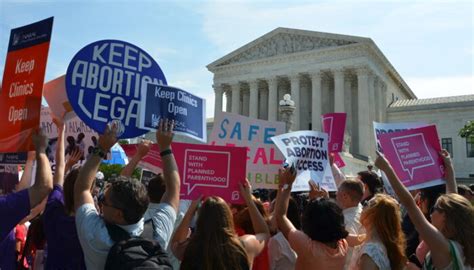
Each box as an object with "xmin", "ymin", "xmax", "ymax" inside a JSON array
[{"xmin": 1, "ymin": 0, "xmax": 472, "ymax": 117}]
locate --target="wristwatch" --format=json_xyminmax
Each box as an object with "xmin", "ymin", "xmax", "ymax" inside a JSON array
[{"xmin": 92, "ymin": 147, "xmax": 106, "ymax": 158}]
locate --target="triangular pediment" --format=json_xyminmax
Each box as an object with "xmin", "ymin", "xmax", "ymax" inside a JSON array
[{"xmin": 208, "ymin": 28, "xmax": 369, "ymax": 68}]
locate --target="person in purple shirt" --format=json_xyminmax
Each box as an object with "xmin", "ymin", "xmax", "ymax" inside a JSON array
[
  {"xmin": 43, "ymin": 114, "xmax": 87, "ymax": 269},
  {"xmin": 0, "ymin": 230, "xmax": 17, "ymax": 270},
  {"xmin": 0, "ymin": 129, "xmax": 53, "ymax": 269}
]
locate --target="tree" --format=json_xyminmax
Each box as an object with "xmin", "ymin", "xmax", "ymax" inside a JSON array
[
  {"xmin": 118, "ymin": 139, "xmax": 129, "ymax": 145},
  {"xmin": 459, "ymin": 121, "xmax": 474, "ymax": 138},
  {"xmin": 98, "ymin": 164, "xmax": 141, "ymax": 181}
]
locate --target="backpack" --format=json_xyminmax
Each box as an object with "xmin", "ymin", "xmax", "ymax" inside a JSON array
[{"xmin": 105, "ymin": 219, "xmax": 173, "ymax": 270}]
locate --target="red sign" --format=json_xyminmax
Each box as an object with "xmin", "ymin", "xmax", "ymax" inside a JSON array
[
  {"xmin": 122, "ymin": 142, "xmax": 247, "ymax": 204},
  {"xmin": 0, "ymin": 17, "xmax": 54, "ymax": 153}
]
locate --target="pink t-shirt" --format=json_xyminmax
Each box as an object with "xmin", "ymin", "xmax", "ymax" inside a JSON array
[{"xmin": 288, "ymin": 229, "xmax": 347, "ymax": 270}]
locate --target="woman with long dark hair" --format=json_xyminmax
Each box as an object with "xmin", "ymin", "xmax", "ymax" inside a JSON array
[
  {"xmin": 171, "ymin": 180, "xmax": 270, "ymax": 270},
  {"xmin": 274, "ymin": 167, "xmax": 348, "ymax": 269}
]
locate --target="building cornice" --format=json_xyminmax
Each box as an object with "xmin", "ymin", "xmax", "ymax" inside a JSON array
[{"xmin": 208, "ymin": 28, "xmax": 416, "ymax": 99}]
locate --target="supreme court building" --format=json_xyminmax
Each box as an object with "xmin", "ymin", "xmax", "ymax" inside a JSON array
[{"xmin": 206, "ymin": 27, "xmax": 474, "ymax": 181}]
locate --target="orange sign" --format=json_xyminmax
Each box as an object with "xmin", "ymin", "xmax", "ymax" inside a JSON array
[{"xmin": 0, "ymin": 17, "xmax": 54, "ymax": 153}]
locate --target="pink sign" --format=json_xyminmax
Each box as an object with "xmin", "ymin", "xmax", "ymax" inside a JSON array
[
  {"xmin": 321, "ymin": 113, "xmax": 346, "ymax": 153},
  {"xmin": 379, "ymin": 125, "xmax": 444, "ymax": 189},
  {"xmin": 121, "ymin": 144, "xmax": 163, "ymax": 173},
  {"xmin": 333, "ymin": 153, "xmax": 346, "ymax": 168},
  {"xmin": 43, "ymin": 75, "xmax": 76, "ymax": 121},
  {"xmin": 122, "ymin": 142, "xmax": 247, "ymax": 204}
]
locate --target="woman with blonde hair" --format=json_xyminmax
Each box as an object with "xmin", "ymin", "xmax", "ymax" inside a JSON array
[
  {"xmin": 171, "ymin": 180, "xmax": 270, "ymax": 270},
  {"xmin": 350, "ymin": 193, "xmax": 407, "ymax": 269},
  {"xmin": 375, "ymin": 150, "xmax": 474, "ymax": 269}
]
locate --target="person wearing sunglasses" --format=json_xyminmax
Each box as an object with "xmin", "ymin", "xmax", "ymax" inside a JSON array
[{"xmin": 73, "ymin": 119, "xmax": 178, "ymax": 270}]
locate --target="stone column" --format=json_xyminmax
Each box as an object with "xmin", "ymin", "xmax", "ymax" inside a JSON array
[
  {"xmin": 368, "ymin": 75, "xmax": 377, "ymax": 156},
  {"xmin": 357, "ymin": 67, "xmax": 370, "ymax": 157},
  {"xmin": 368, "ymin": 75, "xmax": 376, "ymax": 125},
  {"xmin": 333, "ymin": 69, "xmax": 345, "ymax": 112},
  {"xmin": 373, "ymin": 78, "xmax": 380, "ymax": 122},
  {"xmin": 213, "ymin": 84, "xmax": 223, "ymax": 119},
  {"xmin": 311, "ymin": 71, "xmax": 322, "ymax": 131},
  {"xmin": 249, "ymin": 80, "xmax": 259, "ymax": 118},
  {"xmin": 267, "ymin": 77, "xmax": 278, "ymax": 121},
  {"xmin": 225, "ymin": 90, "xmax": 232, "ymax": 112},
  {"xmin": 290, "ymin": 74, "xmax": 300, "ymax": 130},
  {"xmin": 260, "ymin": 88, "xmax": 268, "ymax": 120},
  {"xmin": 231, "ymin": 83, "xmax": 240, "ymax": 114},
  {"xmin": 242, "ymin": 90, "xmax": 250, "ymax": 116},
  {"xmin": 380, "ymin": 82, "xmax": 387, "ymax": 122},
  {"xmin": 344, "ymin": 77, "xmax": 352, "ymax": 135}
]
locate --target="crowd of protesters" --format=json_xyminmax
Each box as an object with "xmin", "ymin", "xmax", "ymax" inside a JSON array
[{"xmin": 0, "ymin": 116, "xmax": 473, "ymax": 270}]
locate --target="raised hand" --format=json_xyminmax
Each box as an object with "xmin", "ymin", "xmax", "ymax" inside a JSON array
[
  {"xmin": 32, "ymin": 129, "xmax": 49, "ymax": 153},
  {"xmin": 308, "ymin": 180, "xmax": 329, "ymax": 200},
  {"xmin": 66, "ymin": 148, "xmax": 83, "ymax": 170},
  {"xmin": 439, "ymin": 149, "xmax": 456, "ymax": 194},
  {"xmin": 156, "ymin": 119, "xmax": 174, "ymax": 151},
  {"xmin": 278, "ymin": 165, "xmax": 297, "ymax": 189},
  {"xmin": 136, "ymin": 139, "xmax": 152, "ymax": 157},
  {"xmin": 188, "ymin": 195, "xmax": 203, "ymax": 215},
  {"xmin": 374, "ymin": 151, "xmax": 391, "ymax": 172},
  {"xmin": 98, "ymin": 122, "xmax": 118, "ymax": 151},
  {"xmin": 239, "ymin": 178, "xmax": 253, "ymax": 204},
  {"xmin": 439, "ymin": 149, "xmax": 452, "ymax": 166}
]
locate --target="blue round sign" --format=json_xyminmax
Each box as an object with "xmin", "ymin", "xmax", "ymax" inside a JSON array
[{"xmin": 66, "ymin": 39, "xmax": 167, "ymax": 139}]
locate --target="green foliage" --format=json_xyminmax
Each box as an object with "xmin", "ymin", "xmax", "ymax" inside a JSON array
[
  {"xmin": 131, "ymin": 167, "xmax": 142, "ymax": 180},
  {"xmin": 118, "ymin": 139, "xmax": 129, "ymax": 145},
  {"xmin": 459, "ymin": 121, "xmax": 474, "ymax": 138},
  {"xmin": 99, "ymin": 164, "xmax": 123, "ymax": 181},
  {"xmin": 98, "ymin": 163, "xmax": 141, "ymax": 181}
]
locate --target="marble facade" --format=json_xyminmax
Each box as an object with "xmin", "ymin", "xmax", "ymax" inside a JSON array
[{"xmin": 207, "ymin": 27, "xmax": 415, "ymax": 159}]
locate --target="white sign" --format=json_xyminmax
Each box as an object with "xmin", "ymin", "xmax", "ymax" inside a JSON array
[{"xmin": 271, "ymin": 130, "xmax": 336, "ymax": 192}]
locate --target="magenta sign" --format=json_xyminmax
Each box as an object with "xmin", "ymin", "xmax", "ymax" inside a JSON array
[{"xmin": 379, "ymin": 125, "xmax": 444, "ymax": 189}]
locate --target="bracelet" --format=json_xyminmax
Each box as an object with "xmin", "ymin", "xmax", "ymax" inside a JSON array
[
  {"xmin": 160, "ymin": 149, "xmax": 173, "ymax": 157},
  {"xmin": 281, "ymin": 183, "xmax": 290, "ymax": 191}
]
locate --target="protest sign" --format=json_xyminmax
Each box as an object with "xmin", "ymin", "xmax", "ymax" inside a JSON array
[
  {"xmin": 373, "ymin": 121, "xmax": 428, "ymax": 194},
  {"xmin": 0, "ymin": 17, "xmax": 54, "ymax": 153},
  {"xmin": 321, "ymin": 113, "xmax": 346, "ymax": 153},
  {"xmin": 40, "ymin": 106, "xmax": 98, "ymax": 170},
  {"xmin": 373, "ymin": 121, "xmax": 427, "ymax": 153},
  {"xmin": 43, "ymin": 75, "xmax": 75, "ymax": 121},
  {"xmin": 0, "ymin": 152, "xmax": 27, "ymax": 165},
  {"xmin": 271, "ymin": 131, "xmax": 336, "ymax": 192},
  {"xmin": 65, "ymin": 40, "xmax": 167, "ymax": 139},
  {"xmin": 121, "ymin": 143, "xmax": 163, "ymax": 173},
  {"xmin": 178, "ymin": 143, "xmax": 247, "ymax": 204},
  {"xmin": 379, "ymin": 125, "xmax": 445, "ymax": 190},
  {"xmin": 140, "ymin": 83, "xmax": 206, "ymax": 142},
  {"xmin": 209, "ymin": 112, "xmax": 285, "ymax": 189},
  {"xmin": 333, "ymin": 153, "xmax": 345, "ymax": 168},
  {"xmin": 122, "ymin": 142, "xmax": 247, "ymax": 203}
]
